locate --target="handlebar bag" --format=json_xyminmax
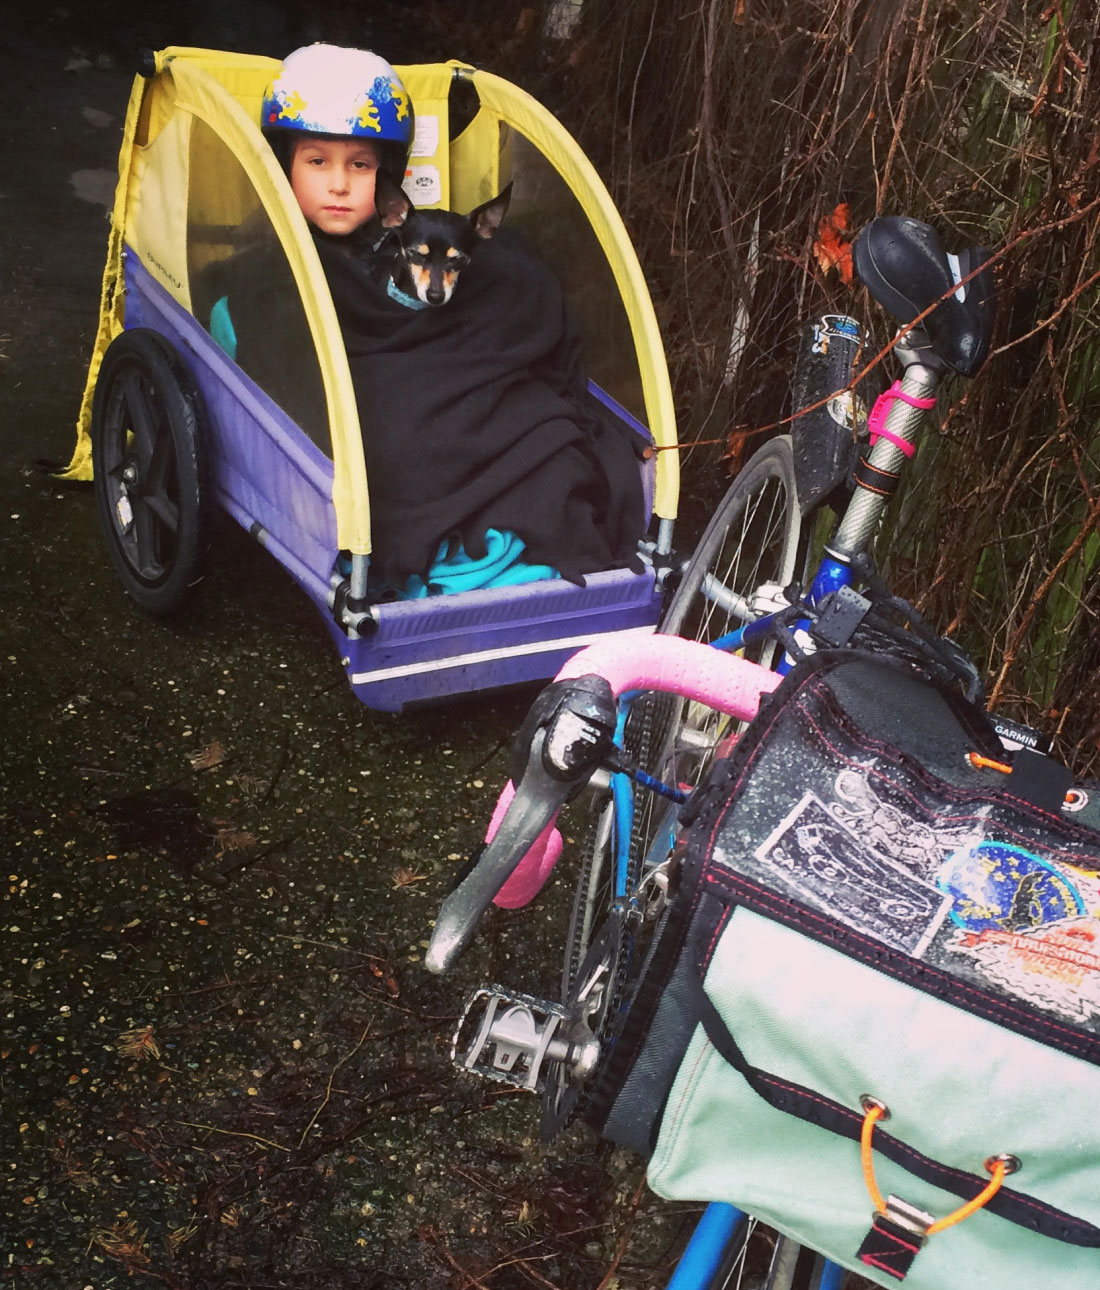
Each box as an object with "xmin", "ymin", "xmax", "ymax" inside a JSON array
[{"xmin": 590, "ymin": 650, "xmax": 1100, "ymax": 1290}]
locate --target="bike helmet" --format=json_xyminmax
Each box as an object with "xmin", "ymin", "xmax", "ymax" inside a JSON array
[{"xmin": 261, "ymin": 44, "xmax": 414, "ymax": 181}]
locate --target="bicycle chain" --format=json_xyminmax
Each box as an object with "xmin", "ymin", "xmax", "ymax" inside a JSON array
[{"xmin": 541, "ymin": 912, "xmax": 627, "ymax": 1139}]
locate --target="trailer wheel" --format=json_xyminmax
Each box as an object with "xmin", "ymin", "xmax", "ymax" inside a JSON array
[{"xmin": 91, "ymin": 329, "xmax": 209, "ymax": 615}]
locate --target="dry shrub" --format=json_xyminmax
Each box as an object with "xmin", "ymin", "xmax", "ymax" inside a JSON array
[{"xmin": 489, "ymin": 0, "xmax": 1099, "ymax": 771}]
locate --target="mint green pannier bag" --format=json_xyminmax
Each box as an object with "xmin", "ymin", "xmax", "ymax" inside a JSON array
[{"xmin": 590, "ymin": 652, "xmax": 1100, "ymax": 1289}]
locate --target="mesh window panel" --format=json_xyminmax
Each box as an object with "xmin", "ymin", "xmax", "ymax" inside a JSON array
[
  {"xmin": 505, "ymin": 132, "xmax": 645, "ymax": 424},
  {"xmin": 185, "ymin": 120, "xmax": 330, "ymax": 453}
]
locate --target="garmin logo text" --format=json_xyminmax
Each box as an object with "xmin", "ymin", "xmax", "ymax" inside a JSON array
[
  {"xmin": 145, "ymin": 250, "xmax": 183, "ymax": 291},
  {"xmin": 991, "ymin": 716, "xmax": 1051, "ymax": 755}
]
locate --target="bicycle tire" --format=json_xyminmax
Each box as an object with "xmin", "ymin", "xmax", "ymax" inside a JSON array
[
  {"xmin": 91, "ymin": 328, "xmax": 210, "ymax": 614},
  {"xmin": 562, "ymin": 690, "xmax": 678, "ymax": 995},
  {"xmin": 547, "ymin": 438, "xmax": 806, "ymax": 1131},
  {"xmin": 565, "ymin": 436, "xmax": 803, "ymax": 970},
  {"xmin": 542, "ymin": 697, "xmax": 679, "ymax": 1134},
  {"xmin": 546, "ymin": 438, "xmax": 806, "ymax": 1133},
  {"xmin": 658, "ymin": 435, "xmax": 805, "ymax": 790},
  {"xmin": 662, "ymin": 433, "xmax": 804, "ymax": 663}
]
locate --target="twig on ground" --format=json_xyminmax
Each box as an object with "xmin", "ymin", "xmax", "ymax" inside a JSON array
[{"xmin": 298, "ymin": 1021, "xmax": 373, "ymax": 1148}]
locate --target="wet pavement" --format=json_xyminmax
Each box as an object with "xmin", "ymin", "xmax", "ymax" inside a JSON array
[{"xmin": 0, "ymin": 10, "xmax": 693, "ymax": 1288}]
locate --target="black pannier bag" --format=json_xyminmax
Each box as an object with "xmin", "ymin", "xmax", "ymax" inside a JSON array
[{"xmin": 587, "ymin": 651, "xmax": 1100, "ymax": 1289}]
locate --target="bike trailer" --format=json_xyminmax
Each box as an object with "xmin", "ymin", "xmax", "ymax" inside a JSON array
[
  {"xmin": 591, "ymin": 651, "xmax": 1100, "ymax": 1289},
  {"xmin": 66, "ymin": 48, "xmax": 678, "ymax": 711}
]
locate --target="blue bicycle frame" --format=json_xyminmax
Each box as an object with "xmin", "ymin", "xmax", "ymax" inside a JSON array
[
  {"xmin": 603, "ymin": 554, "xmax": 854, "ymax": 893},
  {"xmin": 669, "ymin": 1203, "xmax": 848, "ymax": 1289},
  {"xmin": 710, "ymin": 553, "xmax": 853, "ymax": 667}
]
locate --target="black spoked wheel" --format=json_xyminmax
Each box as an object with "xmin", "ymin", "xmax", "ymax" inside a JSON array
[
  {"xmin": 663, "ymin": 434, "xmax": 803, "ymax": 666},
  {"xmin": 646, "ymin": 434, "xmax": 805, "ymax": 805},
  {"xmin": 91, "ymin": 328, "xmax": 209, "ymax": 614},
  {"xmin": 562, "ymin": 690, "xmax": 679, "ymax": 995},
  {"xmin": 542, "ymin": 439, "xmax": 805, "ymax": 1136},
  {"xmin": 542, "ymin": 692, "xmax": 683, "ymax": 1136}
]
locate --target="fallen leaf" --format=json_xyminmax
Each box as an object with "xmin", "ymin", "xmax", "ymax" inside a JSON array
[
  {"xmin": 213, "ymin": 828, "xmax": 257, "ymax": 857},
  {"xmin": 93, "ymin": 1218, "xmax": 150, "ymax": 1265},
  {"xmin": 116, "ymin": 1025, "xmax": 161, "ymax": 1062},
  {"xmin": 392, "ymin": 865, "xmax": 428, "ymax": 889},
  {"xmin": 189, "ymin": 741, "xmax": 227, "ymax": 770},
  {"xmin": 166, "ymin": 1220, "xmax": 198, "ymax": 1251},
  {"xmin": 369, "ymin": 961, "xmax": 400, "ymax": 997},
  {"xmin": 813, "ymin": 202, "xmax": 854, "ymax": 282}
]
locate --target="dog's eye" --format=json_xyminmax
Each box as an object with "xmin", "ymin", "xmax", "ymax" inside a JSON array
[{"xmin": 449, "ymin": 253, "xmax": 470, "ymax": 270}]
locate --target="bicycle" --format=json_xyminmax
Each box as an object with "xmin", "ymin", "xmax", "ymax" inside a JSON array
[
  {"xmin": 538, "ymin": 217, "xmax": 1001, "ymax": 1046},
  {"xmin": 425, "ymin": 215, "xmax": 1005, "ymax": 1289},
  {"xmin": 439, "ymin": 634, "xmax": 831, "ymax": 1288}
]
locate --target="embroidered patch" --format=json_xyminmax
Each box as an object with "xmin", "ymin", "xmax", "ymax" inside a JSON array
[
  {"xmin": 753, "ymin": 790, "xmax": 952, "ymax": 956},
  {"xmin": 948, "ymin": 915, "xmax": 1100, "ymax": 1023},
  {"xmin": 936, "ymin": 841, "xmax": 1085, "ymax": 933},
  {"xmin": 830, "ymin": 767, "xmax": 987, "ymax": 876}
]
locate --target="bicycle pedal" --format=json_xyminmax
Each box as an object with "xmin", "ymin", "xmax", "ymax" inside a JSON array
[{"xmin": 452, "ymin": 986, "xmax": 569, "ymax": 1093}]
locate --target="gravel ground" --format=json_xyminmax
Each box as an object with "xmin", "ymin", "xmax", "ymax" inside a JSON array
[{"xmin": 0, "ymin": 5, "xmax": 705, "ymax": 1287}]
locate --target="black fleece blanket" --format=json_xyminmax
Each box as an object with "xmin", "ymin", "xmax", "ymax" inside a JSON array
[{"xmin": 313, "ymin": 234, "xmax": 647, "ymax": 589}]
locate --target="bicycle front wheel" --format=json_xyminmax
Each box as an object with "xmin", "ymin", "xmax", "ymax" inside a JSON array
[
  {"xmin": 662, "ymin": 433, "xmax": 804, "ymax": 668},
  {"xmin": 542, "ymin": 694, "xmax": 680, "ymax": 1135},
  {"xmin": 635, "ymin": 434, "xmax": 805, "ymax": 816},
  {"xmin": 561, "ymin": 438, "xmax": 804, "ymax": 1022},
  {"xmin": 544, "ymin": 439, "xmax": 805, "ymax": 1134}
]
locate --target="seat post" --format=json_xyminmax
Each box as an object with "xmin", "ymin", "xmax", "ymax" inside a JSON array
[{"xmin": 826, "ymin": 357, "xmax": 943, "ymax": 562}]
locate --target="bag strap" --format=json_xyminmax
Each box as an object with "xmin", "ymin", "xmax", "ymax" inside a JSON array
[{"xmin": 684, "ymin": 910, "xmax": 1100, "ymax": 1248}]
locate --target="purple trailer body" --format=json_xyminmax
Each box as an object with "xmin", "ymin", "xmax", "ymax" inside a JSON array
[{"xmin": 122, "ymin": 253, "xmax": 661, "ymax": 711}]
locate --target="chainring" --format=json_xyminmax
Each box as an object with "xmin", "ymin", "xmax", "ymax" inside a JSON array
[{"xmin": 540, "ymin": 910, "xmax": 630, "ymax": 1139}]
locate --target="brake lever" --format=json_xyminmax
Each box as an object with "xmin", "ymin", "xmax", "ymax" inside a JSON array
[{"xmin": 426, "ymin": 675, "xmax": 617, "ymax": 975}]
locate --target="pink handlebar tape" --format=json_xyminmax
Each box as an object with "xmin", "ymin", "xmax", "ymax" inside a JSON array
[{"xmin": 491, "ymin": 634, "xmax": 781, "ymax": 909}]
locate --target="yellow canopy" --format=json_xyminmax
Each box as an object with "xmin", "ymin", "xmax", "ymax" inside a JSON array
[{"xmin": 67, "ymin": 47, "xmax": 678, "ymax": 554}]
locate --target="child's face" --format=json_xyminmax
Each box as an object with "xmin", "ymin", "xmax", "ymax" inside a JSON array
[{"xmin": 289, "ymin": 136, "xmax": 383, "ymax": 236}]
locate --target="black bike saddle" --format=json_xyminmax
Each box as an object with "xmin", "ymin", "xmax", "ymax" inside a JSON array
[{"xmin": 853, "ymin": 216, "xmax": 996, "ymax": 377}]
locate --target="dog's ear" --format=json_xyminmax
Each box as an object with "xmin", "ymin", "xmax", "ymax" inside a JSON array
[
  {"xmin": 375, "ymin": 169, "xmax": 412, "ymax": 229},
  {"xmin": 469, "ymin": 182, "xmax": 513, "ymax": 240}
]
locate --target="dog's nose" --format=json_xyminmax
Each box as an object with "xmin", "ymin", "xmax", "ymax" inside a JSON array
[{"xmin": 426, "ymin": 287, "xmax": 446, "ymax": 306}]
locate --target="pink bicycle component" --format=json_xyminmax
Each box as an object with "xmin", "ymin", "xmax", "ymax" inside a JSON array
[
  {"xmin": 866, "ymin": 380, "xmax": 936, "ymax": 456},
  {"xmin": 488, "ymin": 780, "xmax": 564, "ymax": 909},
  {"xmin": 491, "ymin": 633, "xmax": 781, "ymax": 908}
]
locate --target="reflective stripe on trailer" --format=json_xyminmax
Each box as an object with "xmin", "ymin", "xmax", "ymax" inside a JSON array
[{"xmin": 349, "ymin": 626, "xmax": 657, "ymax": 687}]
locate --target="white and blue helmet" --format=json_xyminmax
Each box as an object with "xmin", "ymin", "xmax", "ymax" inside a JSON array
[{"xmin": 262, "ymin": 44, "xmax": 414, "ymax": 178}]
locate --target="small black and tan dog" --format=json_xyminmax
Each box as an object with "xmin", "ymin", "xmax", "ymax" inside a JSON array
[{"xmin": 373, "ymin": 171, "xmax": 512, "ymax": 307}]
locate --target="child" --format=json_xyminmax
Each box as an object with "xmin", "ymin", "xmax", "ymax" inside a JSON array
[
  {"xmin": 261, "ymin": 44, "xmax": 410, "ymax": 249},
  {"xmin": 284, "ymin": 132, "xmax": 385, "ymax": 240},
  {"xmin": 217, "ymin": 43, "xmax": 646, "ymax": 598},
  {"xmin": 209, "ymin": 44, "xmax": 410, "ymax": 352}
]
